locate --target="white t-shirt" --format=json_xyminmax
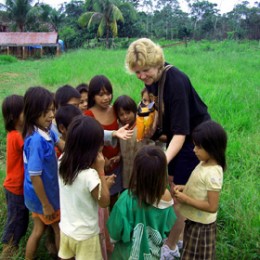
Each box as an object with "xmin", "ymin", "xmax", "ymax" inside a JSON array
[{"xmin": 58, "ymin": 166, "xmax": 101, "ymax": 241}]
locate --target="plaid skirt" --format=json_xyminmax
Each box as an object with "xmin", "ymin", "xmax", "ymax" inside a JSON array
[{"xmin": 181, "ymin": 219, "xmax": 216, "ymax": 260}]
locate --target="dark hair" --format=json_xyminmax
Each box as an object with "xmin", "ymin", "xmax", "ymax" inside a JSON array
[
  {"xmin": 1, "ymin": 95, "xmax": 24, "ymax": 131},
  {"xmin": 23, "ymin": 86, "xmax": 54, "ymax": 138},
  {"xmin": 129, "ymin": 146, "xmax": 168, "ymax": 206},
  {"xmin": 141, "ymin": 87, "xmax": 148, "ymax": 97},
  {"xmin": 76, "ymin": 83, "xmax": 89, "ymax": 94},
  {"xmin": 113, "ymin": 95, "xmax": 137, "ymax": 118},
  {"xmin": 88, "ymin": 75, "xmax": 113, "ymax": 108},
  {"xmin": 55, "ymin": 104, "xmax": 82, "ymax": 132},
  {"xmin": 192, "ymin": 120, "xmax": 227, "ymax": 170},
  {"xmin": 55, "ymin": 84, "xmax": 80, "ymax": 108},
  {"xmin": 59, "ymin": 115, "xmax": 104, "ymax": 185}
]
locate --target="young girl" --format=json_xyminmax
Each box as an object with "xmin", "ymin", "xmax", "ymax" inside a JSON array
[
  {"xmin": 113, "ymin": 95, "xmax": 143, "ymax": 189},
  {"xmin": 107, "ymin": 146, "xmax": 177, "ymax": 259},
  {"xmin": 173, "ymin": 120, "xmax": 227, "ymax": 259},
  {"xmin": 22, "ymin": 86, "xmax": 64, "ymax": 260},
  {"xmin": 85, "ymin": 75, "xmax": 122, "ymax": 204},
  {"xmin": 1, "ymin": 95, "xmax": 29, "ymax": 259},
  {"xmin": 58, "ymin": 115, "xmax": 114, "ymax": 260},
  {"xmin": 85, "ymin": 75, "xmax": 121, "ymax": 258}
]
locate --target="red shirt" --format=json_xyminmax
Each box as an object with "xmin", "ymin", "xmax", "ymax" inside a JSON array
[
  {"xmin": 3, "ymin": 130, "xmax": 24, "ymax": 195},
  {"xmin": 85, "ymin": 109, "xmax": 120, "ymax": 172}
]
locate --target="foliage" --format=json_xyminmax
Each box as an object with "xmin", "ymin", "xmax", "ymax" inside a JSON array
[
  {"xmin": 78, "ymin": 0, "xmax": 124, "ymax": 48},
  {"xmin": 1, "ymin": 0, "xmax": 260, "ymax": 49},
  {"xmin": 0, "ymin": 55, "xmax": 17, "ymax": 64}
]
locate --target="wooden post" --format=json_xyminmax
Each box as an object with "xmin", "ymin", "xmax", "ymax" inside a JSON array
[
  {"xmin": 7, "ymin": 46, "xmax": 9, "ymax": 55},
  {"xmin": 56, "ymin": 44, "xmax": 60, "ymax": 56},
  {"xmin": 22, "ymin": 46, "xmax": 26, "ymax": 59},
  {"xmin": 40, "ymin": 47, "xmax": 43, "ymax": 57}
]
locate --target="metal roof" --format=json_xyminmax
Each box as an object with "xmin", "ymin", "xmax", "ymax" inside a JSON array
[{"xmin": 0, "ymin": 32, "xmax": 58, "ymax": 46}]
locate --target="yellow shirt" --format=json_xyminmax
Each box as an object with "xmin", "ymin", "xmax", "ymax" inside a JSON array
[{"xmin": 178, "ymin": 162, "xmax": 223, "ymax": 224}]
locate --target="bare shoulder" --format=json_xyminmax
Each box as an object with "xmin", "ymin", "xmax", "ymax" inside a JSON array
[{"xmin": 161, "ymin": 189, "xmax": 172, "ymax": 202}]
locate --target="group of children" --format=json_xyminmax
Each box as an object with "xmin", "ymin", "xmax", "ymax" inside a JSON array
[{"xmin": 1, "ymin": 74, "xmax": 227, "ymax": 260}]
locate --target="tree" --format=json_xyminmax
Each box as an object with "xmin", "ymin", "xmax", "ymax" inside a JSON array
[
  {"xmin": 3, "ymin": 0, "xmax": 33, "ymax": 31},
  {"xmin": 189, "ymin": 0, "xmax": 219, "ymax": 39},
  {"xmin": 117, "ymin": 1, "xmax": 138, "ymax": 38},
  {"xmin": 78, "ymin": 0, "xmax": 124, "ymax": 48}
]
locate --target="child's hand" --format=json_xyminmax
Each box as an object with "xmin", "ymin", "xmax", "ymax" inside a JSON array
[
  {"xmin": 174, "ymin": 185, "xmax": 185, "ymax": 192},
  {"xmin": 42, "ymin": 203, "xmax": 55, "ymax": 220},
  {"xmin": 174, "ymin": 189, "xmax": 188, "ymax": 204},
  {"xmin": 92, "ymin": 152, "xmax": 105, "ymax": 173},
  {"xmin": 105, "ymin": 174, "xmax": 116, "ymax": 189},
  {"xmin": 110, "ymin": 155, "xmax": 121, "ymax": 164},
  {"xmin": 114, "ymin": 125, "xmax": 134, "ymax": 140},
  {"xmin": 105, "ymin": 156, "xmax": 120, "ymax": 171}
]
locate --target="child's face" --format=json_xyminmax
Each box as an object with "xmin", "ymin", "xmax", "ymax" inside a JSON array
[
  {"xmin": 67, "ymin": 97, "xmax": 80, "ymax": 108},
  {"xmin": 193, "ymin": 145, "xmax": 210, "ymax": 162},
  {"xmin": 118, "ymin": 108, "xmax": 136, "ymax": 127},
  {"xmin": 94, "ymin": 88, "xmax": 112, "ymax": 109},
  {"xmin": 79, "ymin": 91, "xmax": 88, "ymax": 112},
  {"xmin": 36, "ymin": 103, "xmax": 55, "ymax": 130},
  {"xmin": 142, "ymin": 91, "xmax": 151, "ymax": 106}
]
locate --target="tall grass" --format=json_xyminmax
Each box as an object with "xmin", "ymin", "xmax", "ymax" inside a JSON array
[{"xmin": 0, "ymin": 40, "xmax": 259, "ymax": 259}]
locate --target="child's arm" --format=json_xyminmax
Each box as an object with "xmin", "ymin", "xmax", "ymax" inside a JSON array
[
  {"xmin": 55, "ymin": 139, "xmax": 65, "ymax": 153},
  {"xmin": 31, "ymin": 176, "xmax": 55, "ymax": 219},
  {"xmin": 91, "ymin": 152, "xmax": 111, "ymax": 208},
  {"xmin": 174, "ymin": 190, "xmax": 220, "ymax": 213}
]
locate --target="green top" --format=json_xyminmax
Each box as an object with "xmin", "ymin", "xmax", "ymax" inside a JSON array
[{"xmin": 107, "ymin": 190, "xmax": 176, "ymax": 259}]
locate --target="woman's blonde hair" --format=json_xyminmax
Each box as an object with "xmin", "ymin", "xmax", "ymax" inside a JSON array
[{"xmin": 125, "ymin": 38, "xmax": 165, "ymax": 72}]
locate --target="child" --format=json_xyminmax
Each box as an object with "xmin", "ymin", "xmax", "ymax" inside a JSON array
[
  {"xmin": 85, "ymin": 75, "xmax": 122, "ymax": 258},
  {"xmin": 107, "ymin": 145, "xmax": 176, "ymax": 259},
  {"xmin": 55, "ymin": 104, "xmax": 82, "ymax": 142},
  {"xmin": 113, "ymin": 95, "xmax": 143, "ymax": 189},
  {"xmin": 52, "ymin": 84, "xmax": 81, "ymax": 139},
  {"xmin": 76, "ymin": 83, "xmax": 89, "ymax": 113},
  {"xmin": 85, "ymin": 75, "xmax": 122, "ymax": 204},
  {"xmin": 136, "ymin": 88, "xmax": 157, "ymax": 141},
  {"xmin": 173, "ymin": 120, "xmax": 227, "ymax": 259},
  {"xmin": 0, "ymin": 95, "xmax": 29, "ymax": 259},
  {"xmin": 58, "ymin": 115, "xmax": 115, "ymax": 260},
  {"xmin": 22, "ymin": 86, "xmax": 64, "ymax": 260},
  {"xmin": 54, "ymin": 84, "xmax": 81, "ymax": 109}
]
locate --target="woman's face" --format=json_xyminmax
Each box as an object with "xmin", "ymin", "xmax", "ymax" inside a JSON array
[{"xmin": 132, "ymin": 65, "xmax": 160, "ymax": 86}]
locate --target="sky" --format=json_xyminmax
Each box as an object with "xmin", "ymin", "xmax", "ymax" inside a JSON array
[{"xmin": 0, "ymin": 0, "xmax": 258, "ymax": 14}]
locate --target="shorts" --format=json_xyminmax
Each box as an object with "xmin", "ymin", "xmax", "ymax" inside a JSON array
[
  {"xmin": 32, "ymin": 210, "xmax": 60, "ymax": 225},
  {"xmin": 58, "ymin": 231, "xmax": 102, "ymax": 260}
]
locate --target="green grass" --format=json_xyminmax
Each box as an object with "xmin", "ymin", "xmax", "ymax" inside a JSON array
[{"xmin": 0, "ymin": 40, "xmax": 259, "ymax": 259}]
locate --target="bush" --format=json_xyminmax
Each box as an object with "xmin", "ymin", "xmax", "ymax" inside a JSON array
[{"xmin": 0, "ymin": 55, "xmax": 17, "ymax": 65}]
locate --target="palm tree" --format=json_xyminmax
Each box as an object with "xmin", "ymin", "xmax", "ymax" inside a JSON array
[
  {"xmin": 78, "ymin": 0, "xmax": 124, "ymax": 48},
  {"xmin": 4, "ymin": 0, "xmax": 33, "ymax": 31}
]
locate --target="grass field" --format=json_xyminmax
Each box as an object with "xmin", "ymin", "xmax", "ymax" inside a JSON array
[{"xmin": 0, "ymin": 40, "xmax": 259, "ymax": 259}]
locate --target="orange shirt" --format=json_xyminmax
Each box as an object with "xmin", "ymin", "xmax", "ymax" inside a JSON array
[{"xmin": 3, "ymin": 130, "xmax": 24, "ymax": 195}]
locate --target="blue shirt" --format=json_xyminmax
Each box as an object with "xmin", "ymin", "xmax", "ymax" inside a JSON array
[{"xmin": 23, "ymin": 127, "xmax": 59, "ymax": 214}]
